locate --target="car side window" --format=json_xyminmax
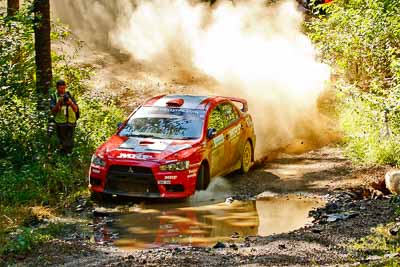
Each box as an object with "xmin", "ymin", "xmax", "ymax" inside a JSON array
[
  {"xmin": 208, "ymin": 108, "xmax": 225, "ymax": 132},
  {"xmin": 208, "ymin": 103, "xmax": 239, "ymax": 132},
  {"xmin": 220, "ymin": 103, "xmax": 239, "ymax": 126}
]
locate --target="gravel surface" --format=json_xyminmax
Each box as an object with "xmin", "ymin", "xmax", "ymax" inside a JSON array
[{"xmin": 9, "ymin": 148, "xmax": 397, "ymax": 266}]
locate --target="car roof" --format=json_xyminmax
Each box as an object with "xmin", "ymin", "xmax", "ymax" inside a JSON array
[
  {"xmin": 143, "ymin": 94, "xmax": 249, "ymax": 112},
  {"xmin": 143, "ymin": 94, "xmax": 224, "ymax": 109}
]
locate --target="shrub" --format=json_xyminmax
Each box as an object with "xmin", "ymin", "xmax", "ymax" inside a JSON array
[
  {"xmin": 307, "ymin": 0, "xmax": 400, "ymax": 165},
  {"xmin": 0, "ymin": 5, "xmax": 126, "ymax": 206}
]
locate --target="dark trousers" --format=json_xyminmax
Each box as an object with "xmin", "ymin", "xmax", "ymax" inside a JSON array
[{"xmin": 56, "ymin": 124, "xmax": 75, "ymax": 154}]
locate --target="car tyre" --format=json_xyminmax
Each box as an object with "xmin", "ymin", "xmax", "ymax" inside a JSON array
[
  {"xmin": 196, "ymin": 163, "xmax": 207, "ymax": 191},
  {"xmin": 240, "ymin": 140, "xmax": 253, "ymax": 174},
  {"xmin": 90, "ymin": 192, "xmax": 106, "ymax": 202}
]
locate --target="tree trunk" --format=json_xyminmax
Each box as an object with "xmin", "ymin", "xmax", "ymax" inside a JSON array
[
  {"xmin": 33, "ymin": 0, "xmax": 52, "ymax": 111},
  {"xmin": 7, "ymin": 0, "xmax": 19, "ymax": 17}
]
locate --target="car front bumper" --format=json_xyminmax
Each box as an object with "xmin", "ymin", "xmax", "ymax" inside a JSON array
[{"xmin": 88, "ymin": 159, "xmax": 200, "ymax": 198}]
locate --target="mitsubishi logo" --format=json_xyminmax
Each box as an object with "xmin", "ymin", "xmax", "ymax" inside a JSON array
[{"xmin": 128, "ymin": 167, "xmax": 134, "ymax": 174}]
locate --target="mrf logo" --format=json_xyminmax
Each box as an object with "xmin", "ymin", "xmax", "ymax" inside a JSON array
[{"xmin": 117, "ymin": 152, "xmax": 152, "ymax": 160}]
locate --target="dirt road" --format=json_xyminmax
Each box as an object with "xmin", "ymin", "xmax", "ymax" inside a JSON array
[{"xmin": 11, "ymin": 147, "xmax": 396, "ymax": 266}]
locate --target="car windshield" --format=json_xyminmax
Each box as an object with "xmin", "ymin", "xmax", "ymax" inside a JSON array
[{"xmin": 119, "ymin": 106, "xmax": 205, "ymax": 140}]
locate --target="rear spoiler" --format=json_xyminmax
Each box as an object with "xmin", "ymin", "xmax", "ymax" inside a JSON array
[{"xmin": 226, "ymin": 97, "xmax": 248, "ymax": 112}]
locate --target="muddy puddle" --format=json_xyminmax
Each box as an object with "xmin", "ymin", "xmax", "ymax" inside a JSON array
[{"xmin": 93, "ymin": 195, "xmax": 324, "ymax": 250}]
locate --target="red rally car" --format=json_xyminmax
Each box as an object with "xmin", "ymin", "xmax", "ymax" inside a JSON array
[{"xmin": 88, "ymin": 94, "xmax": 256, "ymax": 199}]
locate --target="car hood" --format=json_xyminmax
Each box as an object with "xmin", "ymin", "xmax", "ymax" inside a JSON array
[{"xmin": 99, "ymin": 135, "xmax": 197, "ymax": 161}]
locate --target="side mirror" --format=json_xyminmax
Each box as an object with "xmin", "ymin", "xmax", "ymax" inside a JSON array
[
  {"xmin": 207, "ymin": 128, "xmax": 217, "ymax": 139},
  {"xmin": 117, "ymin": 122, "xmax": 123, "ymax": 129}
]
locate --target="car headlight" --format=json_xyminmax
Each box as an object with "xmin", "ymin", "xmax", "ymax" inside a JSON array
[
  {"xmin": 159, "ymin": 161, "xmax": 189, "ymax": 172},
  {"xmin": 91, "ymin": 154, "xmax": 106, "ymax": 167}
]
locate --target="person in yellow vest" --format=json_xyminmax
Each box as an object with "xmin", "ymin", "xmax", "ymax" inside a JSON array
[{"xmin": 50, "ymin": 80, "xmax": 79, "ymax": 154}]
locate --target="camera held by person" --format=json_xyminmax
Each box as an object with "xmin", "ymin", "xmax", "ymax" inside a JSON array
[{"xmin": 63, "ymin": 93, "xmax": 70, "ymax": 104}]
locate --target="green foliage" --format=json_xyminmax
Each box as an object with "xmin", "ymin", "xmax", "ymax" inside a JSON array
[
  {"xmin": 0, "ymin": 227, "xmax": 51, "ymax": 257},
  {"xmin": 0, "ymin": 8, "xmax": 36, "ymax": 98},
  {"xmin": 76, "ymin": 96, "xmax": 124, "ymax": 150},
  {"xmin": 0, "ymin": 5, "xmax": 44, "ymax": 162},
  {"xmin": 308, "ymin": 0, "xmax": 400, "ymax": 88},
  {"xmin": 51, "ymin": 23, "xmax": 94, "ymax": 96},
  {"xmin": 0, "ymin": 6, "xmax": 125, "ymax": 206},
  {"xmin": 0, "ymin": 221, "xmax": 89, "ymax": 259},
  {"xmin": 350, "ymin": 221, "xmax": 400, "ymax": 266},
  {"xmin": 340, "ymin": 93, "xmax": 400, "ymax": 165},
  {"xmin": 307, "ymin": 0, "xmax": 400, "ymax": 165},
  {"xmin": 0, "ymin": 98, "xmax": 124, "ymax": 205},
  {"xmin": 348, "ymin": 198, "xmax": 400, "ymax": 265}
]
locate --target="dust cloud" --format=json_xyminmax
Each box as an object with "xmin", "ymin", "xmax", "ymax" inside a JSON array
[{"xmin": 52, "ymin": 0, "xmax": 335, "ymax": 159}]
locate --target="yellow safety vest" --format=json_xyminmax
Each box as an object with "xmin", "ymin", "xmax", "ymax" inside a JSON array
[{"xmin": 52, "ymin": 93, "xmax": 77, "ymax": 124}]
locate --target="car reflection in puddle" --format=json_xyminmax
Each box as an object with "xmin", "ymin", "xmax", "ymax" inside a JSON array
[{"xmin": 93, "ymin": 195, "xmax": 324, "ymax": 250}]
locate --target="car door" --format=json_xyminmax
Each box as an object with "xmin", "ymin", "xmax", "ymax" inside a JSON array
[
  {"xmin": 219, "ymin": 102, "xmax": 243, "ymax": 169},
  {"xmin": 207, "ymin": 106, "xmax": 229, "ymax": 177}
]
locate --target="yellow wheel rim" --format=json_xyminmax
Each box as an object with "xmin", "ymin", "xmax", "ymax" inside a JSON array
[{"xmin": 242, "ymin": 142, "xmax": 252, "ymax": 172}]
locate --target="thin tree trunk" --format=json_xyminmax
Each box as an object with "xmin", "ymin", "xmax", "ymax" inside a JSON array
[
  {"xmin": 33, "ymin": 0, "xmax": 52, "ymax": 111},
  {"xmin": 7, "ymin": 0, "xmax": 19, "ymax": 17}
]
